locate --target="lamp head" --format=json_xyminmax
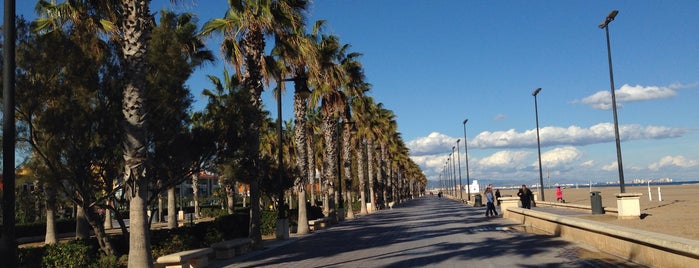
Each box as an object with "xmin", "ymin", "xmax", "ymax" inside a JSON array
[
  {"xmin": 463, "ymin": 118, "xmax": 469, "ymax": 124},
  {"xmin": 532, "ymin": 88, "xmax": 542, "ymax": 96},
  {"xmin": 599, "ymin": 10, "xmax": 619, "ymax": 29},
  {"xmin": 456, "ymin": 138, "xmax": 460, "ymax": 143},
  {"xmin": 297, "ymin": 87, "xmax": 311, "ymax": 99}
]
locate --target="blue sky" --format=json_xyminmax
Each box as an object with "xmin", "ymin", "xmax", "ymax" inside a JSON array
[{"xmin": 10, "ymin": 1, "xmax": 699, "ymax": 186}]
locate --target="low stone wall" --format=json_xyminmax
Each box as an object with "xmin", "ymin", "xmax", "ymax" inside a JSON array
[
  {"xmin": 505, "ymin": 207, "xmax": 699, "ymax": 267},
  {"xmin": 535, "ymin": 200, "xmax": 619, "ymax": 214}
]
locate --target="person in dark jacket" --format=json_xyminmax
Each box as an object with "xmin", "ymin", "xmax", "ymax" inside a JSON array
[{"xmin": 517, "ymin": 184, "xmax": 533, "ymax": 209}]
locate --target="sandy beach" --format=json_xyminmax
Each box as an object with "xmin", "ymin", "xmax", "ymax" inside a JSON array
[{"xmin": 495, "ymin": 183, "xmax": 699, "ymax": 241}]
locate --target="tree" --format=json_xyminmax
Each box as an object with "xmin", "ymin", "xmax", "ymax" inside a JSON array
[
  {"xmin": 269, "ymin": 19, "xmax": 320, "ymax": 235},
  {"xmin": 146, "ymin": 9, "xmax": 213, "ymax": 228},
  {"xmin": 17, "ymin": 8, "xmax": 124, "ymax": 255},
  {"xmin": 200, "ymin": 0, "xmax": 309, "ymax": 247}
]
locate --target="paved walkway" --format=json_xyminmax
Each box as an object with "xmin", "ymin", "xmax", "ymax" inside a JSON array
[{"xmin": 212, "ymin": 196, "xmax": 640, "ymax": 268}]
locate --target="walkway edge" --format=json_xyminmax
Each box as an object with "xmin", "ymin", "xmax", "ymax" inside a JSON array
[{"xmin": 505, "ymin": 207, "xmax": 699, "ymax": 268}]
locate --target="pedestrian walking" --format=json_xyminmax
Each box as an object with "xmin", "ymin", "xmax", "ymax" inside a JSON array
[
  {"xmin": 494, "ymin": 189, "xmax": 501, "ymax": 206},
  {"xmin": 484, "ymin": 187, "xmax": 498, "ymax": 217},
  {"xmin": 556, "ymin": 186, "xmax": 564, "ymax": 203},
  {"xmin": 517, "ymin": 184, "xmax": 534, "ymax": 209}
]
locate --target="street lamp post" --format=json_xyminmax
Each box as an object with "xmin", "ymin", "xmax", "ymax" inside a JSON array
[
  {"xmin": 274, "ymin": 84, "xmax": 289, "ymax": 239},
  {"xmin": 462, "ymin": 119, "xmax": 471, "ymax": 201},
  {"xmin": 456, "ymin": 139, "xmax": 463, "ymax": 202},
  {"xmin": 451, "ymin": 146, "xmax": 457, "ymax": 199},
  {"xmin": 2, "ymin": 1, "xmax": 17, "ymax": 265},
  {"xmin": 532, "ymin": 87, "xmax": 545, "ymax": 201},
  {"xmin": 599, "ymin": 10, "xmax": 626, "ymax": 193}
]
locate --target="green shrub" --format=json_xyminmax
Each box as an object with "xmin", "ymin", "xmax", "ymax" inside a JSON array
[
  {"xmin": 18, "ymin": 246, "xmax": 44, "ymax": 268},
  {"xmin": 213, "ymin": 213, "xmax": 249, "ymax": 239},
  {"xmin": 42, "ymin": 240, "xmax": 96, "ymax": 268},
  {"xmin": 152, "ymin": 233, "xmax": 194, "ymax": 259},
  {"xmin": 260, "ymin": 210, "xmax": 277, "ymax": 236},
  {"xmin": 91, "ymin": 254, "xmax": 127, "ymax": 268}
]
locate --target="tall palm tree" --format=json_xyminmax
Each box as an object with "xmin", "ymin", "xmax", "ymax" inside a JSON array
[
  {"xmin": 307, "ymin": 33, "xmax": 349, "ymax": 220},
  {"xmin": 269, "ymin": 19, "xmax": 319, "ymax": 235},
  {"xmin": 339, "ymin": 48, "xmax": 368, "ymax": 219},
  {"xmin": 201, "ymin": 0, "xmax": 308, "ymax": 247}
]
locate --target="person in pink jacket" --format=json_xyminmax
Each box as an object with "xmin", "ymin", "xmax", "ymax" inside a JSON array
[{"xmin": 556, "ymin": 186, "xmax": 564, "ymax": 203}]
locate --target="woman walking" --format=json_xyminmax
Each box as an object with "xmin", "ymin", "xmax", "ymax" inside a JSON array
[{"xmin": 484, "ymin": 187, "xmax": 498, "ymax": 217}]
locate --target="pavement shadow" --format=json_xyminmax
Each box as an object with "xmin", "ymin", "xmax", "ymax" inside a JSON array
[{"xmin": 224, "ymin": 197, "xmax": 638, "ymax": 268}]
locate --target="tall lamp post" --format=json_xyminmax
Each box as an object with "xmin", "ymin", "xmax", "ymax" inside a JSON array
[
  {"xmin": 532, "ymin": 88, "xmax": 545, "ymax": 201},
  {"xmin": 599, "ymin": 10, "xmax": 626, "ymax": 193},
  {"xmin": 274, "ymin": 84, "xmax": 289, "ymax": 239},
  {"xmin": 2, "ymin": 0, "xmax": 17, "ymax": 265},
  {"xmin": 451, "ymin": 146, "xmax": 457, "ymax": 199},
  {"xmin": 456, "ymin": 139, "xmax": 463, "ymax": 202},
  {"xmin": 462, "ymin": 119, "xmax": 471, "ymax": 201}
]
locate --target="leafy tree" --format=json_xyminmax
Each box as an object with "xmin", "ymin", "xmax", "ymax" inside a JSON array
[
  {"xmin": 200, "ymin": 0, "xmax": 309, "ymax": 247},
  {"xmin": 15, "ymin": 10, "xmax": 124, "ymax": 255},
  {"xmin": 145, "ymin": 9, "xmax": 214, "ymax": 228}
]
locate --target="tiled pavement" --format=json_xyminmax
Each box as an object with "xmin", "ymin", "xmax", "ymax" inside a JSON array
[{"xmin": 212, "ymin": 196, "xmax": 641, "ymax": 268}]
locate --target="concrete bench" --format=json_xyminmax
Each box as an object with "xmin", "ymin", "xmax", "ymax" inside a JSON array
[
  {"xmin": 155, "ymin": 247, "xmax": 213, "ymax": 268},
  {"xmin": 308, "ymin": 217, "xmax": 332, "ymax": 231},
  {"xmin": 211, "ymin": 238, "xmax": 252, "ymax": 259}
]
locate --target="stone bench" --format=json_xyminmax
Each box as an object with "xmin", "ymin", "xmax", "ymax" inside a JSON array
[
  {"xmin": 308, "ymin": 217, "xmax": 332, "ymax": 231},
  {"xmin": 211, "ymin": 238, "xmax": 252, "ymax": 259},
  {"xmin": 155, "ymin": 247, "xmax": 213, "ymax": 268}
]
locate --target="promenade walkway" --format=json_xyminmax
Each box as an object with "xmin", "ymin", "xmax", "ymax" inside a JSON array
[{"xmin": 212, "ymin": 196, "xmax": 640, "ymax": 267}]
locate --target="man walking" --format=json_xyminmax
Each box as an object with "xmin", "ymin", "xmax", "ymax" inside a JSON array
[{"xmin": 517, "ymin": 184, "xmax": 533, "ymax": 209}]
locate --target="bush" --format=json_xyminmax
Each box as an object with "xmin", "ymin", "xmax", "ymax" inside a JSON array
[
  {"xmin": 42, "ymin": 240, "xmax": 96, "ymax": 267},
  {"xmin": 18, "ymin": 246, "xmax": 44, "ymax": 268},
  {"xmin": 260, "ymin": 210, "xmax": 277, "ymax": 236},
  {"xmin": 152, "ymin": 233, "xmax": 194, "ymax": 259},
  {"xmin": 213, "ymin": 213, "xmax": 249, "ymax": 239}
]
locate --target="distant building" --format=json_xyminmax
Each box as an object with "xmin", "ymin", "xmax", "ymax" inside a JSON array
[{"xmin": 175, "ymin": 171, "xmax": 221, "ymax": 198}]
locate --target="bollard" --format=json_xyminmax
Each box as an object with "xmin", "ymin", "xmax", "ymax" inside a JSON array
[{"xmin": 590, "ymin": 191, "xmax": 604, "ymax": 214}]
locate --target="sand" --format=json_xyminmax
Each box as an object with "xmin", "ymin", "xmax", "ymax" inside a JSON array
[{"xmin": 496, "ymin": 183, "xmax": 699, "ymax": 241}]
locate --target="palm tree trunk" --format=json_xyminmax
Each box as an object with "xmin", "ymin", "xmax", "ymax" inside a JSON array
[
  {"xmin": 167, "ymin": 187, "xmax": 177, "ymax": 228},
  {"xmin": 321, "ymin": 110, "xmax": 339, "ymax": 220},
  {"xmin": 357, "ymin": 139, "xmax": 367, "ymax": 214},
  {"xmin": 381, "ymin": 145, "xmax": 388, "ymax": 206},
  {"xmin": 192, "ymin": 173, "xmax": 200, "ymax": 218},
  {"xmin": 226, "ymin": 183, "xmax": 235, "ymax": 214},
  {"xmin": 120, "ymin": 0, "xmax": 154, "ymax": 265},
  {"xmin": 367, "ymin": 139, "xmax": 376, "ymax": 212},
  {"xmin": 307, "ymin": 126, "xmax": 315, "ymax": 206},
  {"xmin": 293, "ymin": 85, "xmax": 310, "ymax": 234},
  {"xmin": 342, "ymin": 123, "xmax": 354, "ymax": 220},
  {"xmin": 157, "ymin": 194, "xmax": 163, "ymax": 223},
  {"xmin": 128, "ymin": 181, "xmax": 153, "ymax": 267},
  {"xmin": 44, "ymin": 186, "xmax": 57, "ymax": 244}
]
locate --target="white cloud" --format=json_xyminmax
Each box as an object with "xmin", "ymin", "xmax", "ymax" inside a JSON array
[
  {"xmin": 405, "ymin": 132, "xmax": 457, "ymax": 156},
  {"xmin": 478, "ymin": 150, "xmax": 530, "ymax": 169},
  {"xmin": 602, "ymin": 161, "xmax": 618, "ymax": 171},
  {"xmin": 494, "ymin": 114, "xmax": 507, "ymax": 121},
  {"xmin": 580, "ymin": 160, "xmax": 595, "ymax": 167},
  {"xmin": 581, "ymin": 83, "xmax": 689, "ymax": 110},
  {"xmin": 469, "ymin": 123, "xmax": 688, "ymax": 149},
  {"xmin": 539, "ymin": 146, "xmax": 582, "ymax": 168},
  {"xmin": 648, "ymin": 156, "xmax": 699, "ymax": 170}
]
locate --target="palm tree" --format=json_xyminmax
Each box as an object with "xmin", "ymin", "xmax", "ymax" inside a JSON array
[
  {"xmin": 307, "ymin": 33, "xmax": 349, "ymax": 221},
  {"xmin": 201, "ymin": 0, "xmax": 308, "ymax": 247},
  {"xmin": 340, "ymin": 47, "xmax": 369, "ymax": 218},
  {"xmin": 269, "ymin": 18, "xmax": 320, "ymax": 235}
]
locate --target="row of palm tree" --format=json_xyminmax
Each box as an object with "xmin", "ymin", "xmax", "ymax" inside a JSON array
[{"xmin": 4, "ymin": 0, "xmax": 426, "ymax": 266}]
